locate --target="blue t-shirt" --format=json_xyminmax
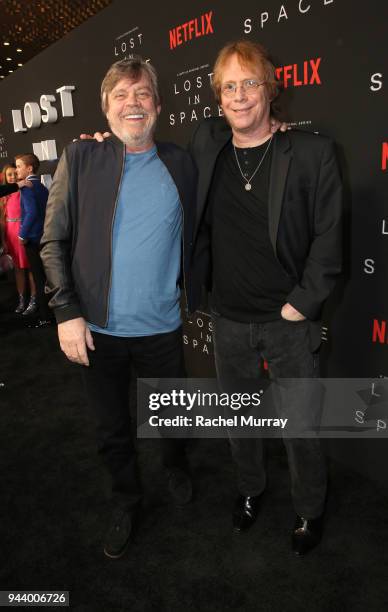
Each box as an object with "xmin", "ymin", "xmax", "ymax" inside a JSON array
[{"xmin": 89, "ymin": 146, "xmax": 182, "ymax": 336}]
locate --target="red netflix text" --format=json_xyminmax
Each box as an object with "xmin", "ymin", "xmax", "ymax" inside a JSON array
[
  {"xmin": 275, "ymin": 58, "xmax": 321, "ymax": 88},
  {"xmin": 372, "ymin": 319, "xmax": 388, "ymax": 344},
  {"xmin": 169, "ymin": 11, "xmax": 214, "ymax": 50},
  {"xmin": 382, "ymin": 143, "xmax": 388, "ymax": 171}
]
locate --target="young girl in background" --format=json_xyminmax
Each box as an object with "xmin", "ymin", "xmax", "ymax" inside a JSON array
[{"xmin": 1, "ymin": 164, "xmax": 36, "ymax": 314}]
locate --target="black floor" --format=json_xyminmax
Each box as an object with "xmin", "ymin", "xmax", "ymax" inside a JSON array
[{"xmin": 1, "ymin": 277, "xmax": 388, "ymax": 612}]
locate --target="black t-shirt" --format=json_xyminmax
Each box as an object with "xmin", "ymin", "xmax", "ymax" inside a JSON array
[{"xmin": 209, "ymin": 139, "xmax": 293, "ymax": 322}]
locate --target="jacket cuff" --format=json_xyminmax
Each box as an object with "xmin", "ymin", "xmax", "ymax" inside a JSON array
[
  {"xmin": 53, "ymin": 303, "xmax": 83, "ymax": 324},
  {"xmin": 286, "ymin": 286, "xmax": 321, "ymax": 321}
]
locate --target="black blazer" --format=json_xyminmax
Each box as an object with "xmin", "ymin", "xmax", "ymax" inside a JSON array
[{"xmin": 189, "ymin": 117, "xmax": 343, "ymax": 350}]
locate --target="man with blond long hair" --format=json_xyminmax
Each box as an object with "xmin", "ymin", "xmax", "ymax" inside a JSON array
[{"xmin": 190, "ymin": 40, "xmax": 342, "ymax": 555}]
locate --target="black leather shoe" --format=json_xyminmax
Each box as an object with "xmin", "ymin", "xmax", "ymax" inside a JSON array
[
  {"xmin": 103, "ymin": 507, "xmax": 134, "ymax": 559},
  {"xmin": 292, "ymin": 514, "xmax": 323, "ymax": 556},
  {"xmin": 232, "ymin": 495, "xmax": 261, "ymax": 532},
  {"xmin": 167, "ymin": 467, "xmax": 193, "ymax": 506}
]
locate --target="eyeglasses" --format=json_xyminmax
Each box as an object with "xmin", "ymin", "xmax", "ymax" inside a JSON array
[{"xmin": 221, "ymin": 79, "xmax": 266, "ymax": 97}]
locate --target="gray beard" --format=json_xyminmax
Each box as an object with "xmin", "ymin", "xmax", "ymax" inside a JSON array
[
  {"xmin": 121, "ymin": 132, "xmax": 153, "ymax": 148},
  {"xmin": 110, "ymin": 121, "xmax": 156, "ymax": 150}
]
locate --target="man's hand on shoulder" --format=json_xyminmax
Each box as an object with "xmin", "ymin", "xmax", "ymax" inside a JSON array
[
  {"xmin": 270, "ymin": 118, "xmax": 288, "ymax": 134},
  {"xmin": 17, "ymin": 179, "xmax": 33, "ymax": 189},
  {"xmin": 281, "ymin": 303, "xmax": 306, "ymax": 322},
  {"xmin": 58, "ymin": 317, "xmax": 95, "ymax": 366},
  {"xmin": 78, "ymin": 131, "xmax": 111, "ymax": 142}
]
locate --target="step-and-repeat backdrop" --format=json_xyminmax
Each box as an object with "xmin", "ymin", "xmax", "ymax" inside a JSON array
[{"xmin": 1, "ymin": 0, "xmax": 387, "ymax": 482}]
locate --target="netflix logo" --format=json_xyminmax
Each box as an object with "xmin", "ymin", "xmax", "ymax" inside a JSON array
[
  {"xmin": 169, "ymin": 11, "xmax": 214, "ymax": 50},
  {"xmin": 382, "ymin": 142, "xmax": 388, "ymax": 171},
  {"xmin": 372, "ymin": 320, "xmax": 388, "ymax": 344},
  {"xmin": 275, "ymin": 58, "xmax": 321, "ymax": 88}
]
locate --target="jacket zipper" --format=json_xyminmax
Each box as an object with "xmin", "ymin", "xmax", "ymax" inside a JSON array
[
  {"xmin": 104, "ymin": 144, "xmax": 126, "ymax": 326},
  {"xmin": 155, "ymin": 148, "xmax": 190, "ymax": 315},
  {"xmin": 178, "ymin": 198, "xmax": 189, "ymax": 314}
]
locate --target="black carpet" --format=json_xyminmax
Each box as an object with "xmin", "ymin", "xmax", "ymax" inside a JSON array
[{"xmin": 1, "ymin": 277, "xmax": 388, "ymax": 612}]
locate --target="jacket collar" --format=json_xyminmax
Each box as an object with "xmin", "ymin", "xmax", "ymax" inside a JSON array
[
  {"xmin": 268, "ymin": 130, "xmax": 292, "ymax": 255},
  {"xmin": 194, "ymin": 119, "xmax": 232, "ymax": 233}
]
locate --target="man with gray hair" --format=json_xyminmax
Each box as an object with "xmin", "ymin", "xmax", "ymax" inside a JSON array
[{"xmin": 41, "ymin": 58, "xmax": 198, "ymax": 559}]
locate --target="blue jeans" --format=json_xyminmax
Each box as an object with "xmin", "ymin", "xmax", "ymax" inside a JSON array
[{"xmin": 212, "ymin": 313, "xmax": 327, "ymax": 519}]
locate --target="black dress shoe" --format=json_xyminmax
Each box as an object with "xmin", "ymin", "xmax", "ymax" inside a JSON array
[
  {"xmin": 167, "ymin": 467, "xmax": 193, "ymax": 506},
  {"xmin": 292, "ymin": 514, "xmax": 323, "ymax": 556},
  {"xmin": 232, "ymin": 494, "xmax": 261, "ymax": 533},
  {"xmin": 103, "ymin": 507, "xmax": 135, "ymax": 559}
]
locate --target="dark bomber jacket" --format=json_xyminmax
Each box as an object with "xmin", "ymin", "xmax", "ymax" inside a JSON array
[{"xmin": 40, "ymin": 135, "xmax": 198, "ymax": 325}]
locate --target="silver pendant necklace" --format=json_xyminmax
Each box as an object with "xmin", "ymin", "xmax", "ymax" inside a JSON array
[{"xmin": 233, "ymin": 135, "xmax": 273, "ymax": 191}]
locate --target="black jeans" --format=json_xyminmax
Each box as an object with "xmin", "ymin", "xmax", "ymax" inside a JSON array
[
  {"xmin": 81, "ymin": 326, "xmax": 187, "ymax": 511},
  {"xmin": 212, "ymin": 313, "xmax": 327, "ymax": 520},
  {"xmin": 24, "ymin": 241, "xmax": 51, "ymax": 320}
]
